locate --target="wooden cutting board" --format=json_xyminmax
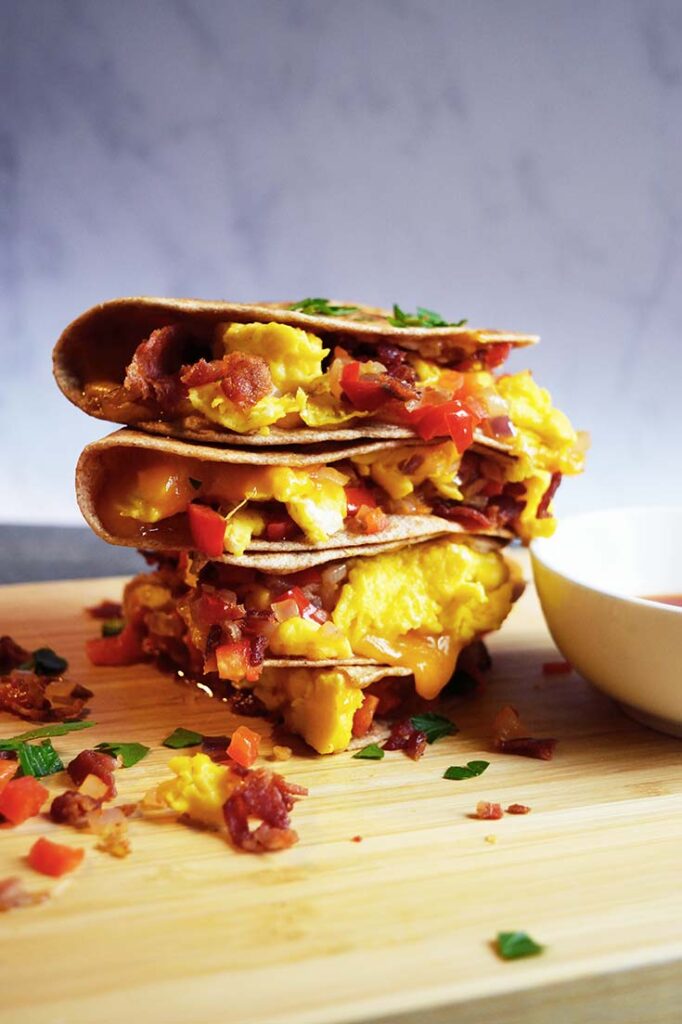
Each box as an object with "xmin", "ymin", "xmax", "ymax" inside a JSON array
[{"xmin": 1, "ymin": 560, "xmax": 681, "ymax": 1024}]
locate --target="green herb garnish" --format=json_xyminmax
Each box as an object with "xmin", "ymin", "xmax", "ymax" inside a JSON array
[
  {"xmin": 162, "ymin": 727, "xmax": 203, "ymax": 749},
  {"xmin": 101, "ymin": 618, "xmax": 125, "ymax": 637},
  {"xmin": 189, "ymin": 477, "xmax": 202, "ymax": 491},
  {"xmin": 352, "ymin": 743, "xmax": 385, "ymax": 760},
  {"xmin": 443, "ymin": 760, "xmax": 490, "ymax": 780},
  {"xmin": 17, "ymin": 740, "xmax": 64, "ymax": 778},
  {"xmin": 496, "ymin": 931, "xmax": 544, "ymax": 960},
  {"xmin": 0, "ymin": 721, "xmax": 94, "ymax": 745},
  {"xmin": 410, "ymin": 712, "xmax": 458, "ymax": 744},
  {"xmin": 389, "ymin": 304, "xmax": 468, "ymax": 329},
  {"xmin": 95, "ymin": 742, "xmax": 149, "ymax": 768},
  {"xmin": 19, "ymin": 646, "xmax": 68, "ymax": 676},
  {"xmin": 289, "ymin": 297, "xmax": 359, "ymax": 317}
]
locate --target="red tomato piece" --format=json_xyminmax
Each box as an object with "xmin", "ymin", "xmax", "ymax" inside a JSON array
[
  {"xmin": 351, "ymin": 694, "xmax": 380, "ymax": 738},
  {"xmin": 341, "ymin": 362, "xmax": 388, "ymax": 411},
  {"xmin": 227, "ymin": 725, "xmax": 261, "ymax": 768},
  {"xmin": 86, "ymin": 621, "xmax": 143, "ymax": 666},
  {"xmin": 187, "ymin": 504, "xmax": 226, "ymax": 558},
  {"xmin": 0, "ymin": 776, "xmax": 49, "ymax": 825},
  {"xmin": 28, "ymin": 836, "xmax": 85, "ymax": 877},
  {"xmin": 0, "ymin": 761, "xmax": 19, "ymax": 794},
  {"xmin": 344, "ymin": 485, "xmax": 377, "ymax": 516}
]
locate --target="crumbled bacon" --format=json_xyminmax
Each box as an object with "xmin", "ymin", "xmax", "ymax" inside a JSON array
[
  {"xmin": 474, "ymin": 801, "xmax": 503, "ymax": 820},
  {"xmin": 50, "ymin": 790, "xmax": 102, "ymax": 828},
  {"xmin": 124, "ymin": 325, "xmax": 211, "ymax": 412},
  {"xmin": 491, "ymin": 705, "xmax": 524, "ymax": 745},
  {"xmin": 0, "ymin": 671, "xmax": 90, "ymax": 723},
  {"xmin": 506, "ymin": 803, "xmax": 531, "ymax": 815},
  {"xmin": 382, "ymin": 718, "xmax": 428, "ymax": 760},
  {"xmin": 352, "ymin": 693, "xmax": 380, "ymax": 738},
  {"xmin": 430, "ymin": 503, "xmax": 493, "ymax": 531},
  {"xmin": 0, "ymin": 635, "xmax": 30, "ymax": 674},
  {"xmin": 181, "ymin": 352, "xmax": 274, "ymax": 411},
  {"xmin": 0, "ymin": 877, "xmax": 49, "ymax": 912},
  {"xmin": 537, "ymin": 472, "xmax": 562, "ymax": 519},
  {"xmin": 86, "ymin": 600, "xmax": 123, "ymax": 619},
  {"xmin": 498, "ymin": 737, "xmax": 557, "ymax": 760},
  {"xmin": 223, "ymin": 768, "xmax": 308, "ymax": 853},
  {"xmin": 67, "ymin": 750, "xmax": 117, "ymax": 798}
]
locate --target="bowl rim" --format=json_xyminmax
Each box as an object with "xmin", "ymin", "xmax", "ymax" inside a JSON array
[{"xmin": 530, "ymin": 505, "xmax": 682, "ymax": 615}]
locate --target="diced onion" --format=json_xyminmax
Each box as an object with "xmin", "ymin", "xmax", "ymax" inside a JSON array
[
  {"xmin": 487, "ymin": 415, "xmax": 516, "ymax": 438},
  {"xmin": 78, "ymin": 773, "xmax": 109, "ymax": 801},
  {"xmin": 272, "ymin": 598, "xmax": 300, "ymax": 622},
  {"xmin": 315, "ymin": 466, "xmax": 350, "ymax": 486}
]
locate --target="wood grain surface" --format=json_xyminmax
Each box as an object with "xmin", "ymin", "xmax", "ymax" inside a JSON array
[{"xmin": 1, "ymin": 558, "xmax": 681, "ymax": 1024}]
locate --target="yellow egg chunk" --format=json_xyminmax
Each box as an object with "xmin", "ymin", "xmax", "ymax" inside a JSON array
[
  {"xmin": 187, "ymin": 385, "xmax": 306, "ymax": 433},
  {"xmin": 255, "ymin": 668, "xmax": 364, "ymax": 754},
  {"xmin": 219, "ymin": 321, "xmax": 329, "ymax": 391},
  {"xmin": 332, "ymin": 538, "xmax": 515, "ymax": 700},
  {"xmin": 223, "ymin": 507, "xmax": 266, "ymax": 556},
  {"xmin": 269, "ymin": 618, "xmax": 353, "ymax": 660},
  {"xmin": 352, "ymin": 442, "xmax": 463, "ymax": 502},
  {"xmin": 499, "ymin": 371, "xmax": 586, "ymax": 477},
  {"xmin": 155, "ymin": 754, "xmax": 238, "ymax": 830},
  {"xmin": 300, "ymin": 391, "xmax": 367, "ymax": 427}
]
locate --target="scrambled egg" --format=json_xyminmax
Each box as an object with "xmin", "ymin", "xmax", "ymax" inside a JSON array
[
  {"xmin": 332, "ymin": 538, "xmax": 516, "ymax": 700},
  {"xmin": 254, "ymin": 668, "xmax": 364, "ymax": 754},
  {"xmin": 188, "ymin": 322, "xmax": 328, "ymax": 433},
  {"xmin": 155, "ymin": 753, "xmax": 237, "ymax": 829},
  {"xmin": 269, "ymin": 618, "xmax": 353, "ymax": 660},
  {"xmin": 223, "ymin": 507, "xmax": 266, "ymax": 555},
  {"xmin": 352, "ymin": 442, "xmax": 463, "ymax": 501}
]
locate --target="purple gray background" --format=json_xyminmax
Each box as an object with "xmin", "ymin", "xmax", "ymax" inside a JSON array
[{"xmin": 2, "ymin": 0, "xmax": 681, "ymax": 525}]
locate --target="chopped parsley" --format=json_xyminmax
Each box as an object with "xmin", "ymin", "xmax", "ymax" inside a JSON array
[
  {"xmin": 162, "ymin": 727, "xmax": 203, "ymax": 749},
  {"xmin": 95, "ymin": 741, "xmax": 149, "ymax": 768},
  {"xmin": 289, "ymin": 297, "xmax": 359, "ymax": 317},
  {"xmin": 16, "ymin": 740, "xmax": 63, "ymax": 778},
  {"xmin": 101, "ymin": 618, "xmax": 125, "ymax": 637},
  {"xmin": 389, "ymin": 304, "xmax": 468, "ymax": 329},
  {"xmin": 0, "ymin": 721, "xmax": 94, "ymax": 744},
  {"xmin": 352, "ymin": 743, "xmax": 385, "ymax": 760},
  {"xmin": 410, "ymin": 712, "xmax": 458, "ymax": 744},
  {"xmin": 19, "ymin": 646, "xmax": 68, "ymax": 676},
  {"xmin": 496, "ymin": 931, "xmax": 544, "ymax": 960},
  {"xmin": 443, "ymin": 760, "xmax": 490, "ymax": 780}
]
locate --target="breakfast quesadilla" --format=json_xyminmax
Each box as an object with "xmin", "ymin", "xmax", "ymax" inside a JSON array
[
  {"xmin": 53, "ymin": 296, "xmax": 540, "ymax": 446},
  {"xmin": 88, "ymin": 537, "xmax": 522, "ymax": 753}
]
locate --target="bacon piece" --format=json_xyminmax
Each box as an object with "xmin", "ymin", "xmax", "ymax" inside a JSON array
[
  {"xmin": 86, "ymin": 600, "xmax": 123, "ymax": 619},
  {"xmin": 537, "ymin": 472, "xmax": 562, "ymax": 519},
  {"xmin": 474, "ymin": 801, "xmax": 503, "ymax": 820},
  {"xmin": 430, "ymin": 503, "xmax": 493, "ymax": 531},
  {"xmin": 498, "ymin": 737, "xmax": 557, "ymax": 760},
  {"xmin": 50, "ymin": 790, "xmax": 102, "ymax": 828},
  {"xmin": 67, "ymin": 750, "xmax": 117, "ymax": 799},
  {"xmin": 181, "ymin": 352, "xmax": 274, "ymax": 411},
  {"xmin": 506, "ymin": 803, "xmax": 531, "ymax": 814},
  {"xmin": 124, "ymin": 325, "xmax": 211, "ymax": 412},
  {"xmin": 382, "ymin": 718, "xmax": 428, "ymax": 760},
  {"xmin": 491, "ymin": 705, "xmax": 524, "ymax": 745},
  {"xmin": 0, "ymin": 877, "xmax": 49, "ymax": 912},
  {"xmin": 352, "ymin": 694, "xmax": 380, "ymax": 738},
  {"xmin": 0, "ymin": 636, "xmax": 30, "ymax": 674},
  {"xmin": 0, "ymin": 672, "xmax": 51, "ymax": 722},
  {"xmin": 223, "ymin": 768, "xmax": 308, "ymax": 853}
]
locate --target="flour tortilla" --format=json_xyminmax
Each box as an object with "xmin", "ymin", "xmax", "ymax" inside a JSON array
[
  {"xmin": 54, "ymin": 296, "xmax": 537, "ymax": 442},
  {"xmin": 75, "ymin": 428, "xmax": 512, "ymax": 556}
]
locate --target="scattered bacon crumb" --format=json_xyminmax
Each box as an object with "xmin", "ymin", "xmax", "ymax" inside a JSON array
[
  {"xmin": 506, "ymin": 803, "xmax": 531, "ymax": 815},
  {"xmin": 50, "ymin": 790, "xmax": 102, "ymax": 828},
  {"xmin": 484, "ymin": 834, "xmax": 497, "ymax": 844},
  {"xmin": 86, "ymin": 600, "xmax": 123, "ymax": 620},
  {"xmin": 537, "ymin": 471, "xmax": 562, "ymax": 519},
  {"xmin": 351, "ymin": 835, "xmax": 363, "ymax": 843},
  {"xmin": 382, "ymin": 718, "xmax": 428, "ymax": 760},
  {"xmin": 89, "ymin": 811, "xmax": 132, "ymax": 859},
  {"xmin": 542, "ymin": 660, "xmax": 572, "ymax": 675},
  {"xmin": 491, "ymin": 705, "xmax": 524, "ymax": 745},
  {"xmin": 491, "ymin": 705, "xmax": 557, "ymax": 760},
  {"xmin": 474, "ymin": 801, "xmax": 503, "ymax": 820},
  {"xmin": 0, "ymin": 671, "xmax": 91, "ymax": 723},
  {"xmin": 270, "ymin": 745, "xmax": 292, "ymax": 762},
  {"xmin": 0, "ymin": 877, "xmax": 49, "ymax": 912},
  {"xmin": 68, "ymin": 750, "xmax": 117, "ymax": 799},
  {"xmin": 223, "ymin": 768, "xmax": 308, "ymax": 853},
  {"xmin": 0, "ymin": 635, "xmax": 30, "ymax": 674}
]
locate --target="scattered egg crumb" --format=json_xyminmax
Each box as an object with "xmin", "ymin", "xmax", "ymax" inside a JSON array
[
  {"xmin": 270, "ymin": 745, "xmax": 292, "ymax": 761},
  {"xmin": 485, "ymin": 834, "xmax": 497, "ymax": 844}
]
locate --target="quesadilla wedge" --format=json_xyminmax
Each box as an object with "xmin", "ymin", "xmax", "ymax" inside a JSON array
[
  {"xmin": 76, "ymin": 409, "xmax": 583, "ymax": 558},
  {"xmin": 88, "ymin": 536, "xmax": 522, "ymax": 753},
  {"xmin": 53, "ymin": 296, "xmax": 540, "ymax": 446}
]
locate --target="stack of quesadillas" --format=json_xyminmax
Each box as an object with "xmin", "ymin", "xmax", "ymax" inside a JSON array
[{"xmin": 54, "ymin": 298, "xmax": 585, "ymax": 753}]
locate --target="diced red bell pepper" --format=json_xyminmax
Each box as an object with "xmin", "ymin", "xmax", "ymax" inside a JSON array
[
  {"xmin": 405, "ymin": 398, "xmax": 481, "ymax": 451},
  {"xmin": 341, "ymin": 362, "xmax": 388, "ymax": 411},
  {"xmin": 215, "ymin": 640, "xmax": 261, "ymax": 683},
  {"xmin": 265, "ymin": 514, "xmax": 299, "ymax": 541},
  {"xmin": 0, "ymin": 761, "xmax": 19, "ymax": 794},
  {"xmin": 353, "ymin": 506, "xmax": 388, "ymax": 534},
  {"xmin": 352, "ymin": 694, "xmax": 380, "ymax": 738},
  {"xmin": 86, "ymin": 620, "xmax": 144, "ymax": 666},
  {"xmin": 0, "ymin": 776, "xmax": 49, "ymax": 826},
  {"xmin": 187, "ymin": 503, "xmax": 226, "ymax": 558},
  {"xmin": 28, "ymin": 836, "xmax": 85, "ymax": 877},
  {"xmin": 344, "ymin": 485, "xmax": 377, "ymax": 516},
  {"xmin": 279, "ymin": 586, "xmax": 328, "ymax": 624},
  {"xmin": 483, "ymin": 342, "xmax": 511, "ymax": 370},
  {"xmin": 227, "ymin": 725, "xmax": 261, "ymax": 768}
]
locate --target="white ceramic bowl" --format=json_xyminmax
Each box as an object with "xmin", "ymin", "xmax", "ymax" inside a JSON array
[{"xmin": 531, "ymin": 506, "xmax": 682, "ymax": 736}]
